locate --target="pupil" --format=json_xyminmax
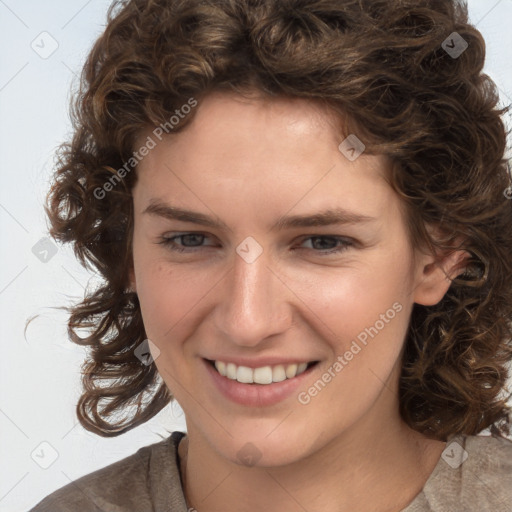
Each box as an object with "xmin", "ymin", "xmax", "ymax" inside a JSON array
[
  {"xmin": 312, "ymin": 237, "xmax": 336, "ymax": 250},
  {"xmin": 182, "ymin": 234, "xmax": 204, "ymax": 246}
]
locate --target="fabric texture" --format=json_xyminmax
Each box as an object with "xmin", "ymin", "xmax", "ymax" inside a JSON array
[{"xmin": 29, "ymin": 432, "xmax": 512, "ymax": 511}]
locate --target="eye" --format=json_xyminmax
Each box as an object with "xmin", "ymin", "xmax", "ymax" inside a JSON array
[
  {"xmin": 296, "ymin": 236, "xmax": 354, "ymax": 255},
  {"xmin": 157, "ymin": 233, "xmax": 216, "ymax": 252},
  {"xmin": 157, "ymin": 233, "xmax": 355, "ymax": 255}
]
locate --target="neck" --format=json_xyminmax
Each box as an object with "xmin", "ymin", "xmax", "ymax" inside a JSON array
[
  {"xmin": 178, "ymin": 361, "xmax": 447, "ymax": 512},
  {"xmin": 179, "ymin": 416, "xmax": 445, "ymax": 512}
]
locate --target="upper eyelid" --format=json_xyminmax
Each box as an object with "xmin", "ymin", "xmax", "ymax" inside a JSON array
[
  {"xmin": 161, "ymin": 232, "xmax": 355, "ymax": 246},
  {"xmin": 162, "ymin": 232, "xmax": 217, "ymax": 242},
  {"xmin": 160, "ymin": 232, "xmax": 352, "ymax": 239}
]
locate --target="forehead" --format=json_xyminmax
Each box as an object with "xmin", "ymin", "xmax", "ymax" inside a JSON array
[
  {"xmin": 143, "ymin": 91, "xmax": 347, "ymax": 154},
  {"xmin": 133, "ymin": 92, "xmax": 395, "ymax": 221}
]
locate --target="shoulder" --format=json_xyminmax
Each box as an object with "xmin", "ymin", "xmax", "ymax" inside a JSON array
[
  {"xmin": 415, "ymin": 433, "xmax": 512, "ymax": 512},
  {"xmin": 463, "ymin": 432, "xmax": 512, "ymax": 466},
  {"xmin": 461, "ymin": 433, "xmax": 512, "ymax": 488},
  {"xmin": 28, "ymin": 431, "xmax": 187, "ymax": 512}
]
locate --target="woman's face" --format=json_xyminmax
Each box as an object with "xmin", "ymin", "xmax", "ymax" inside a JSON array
[{"xmin": 131, "ymin": 91, "xmax": 448, "ymax": 466}]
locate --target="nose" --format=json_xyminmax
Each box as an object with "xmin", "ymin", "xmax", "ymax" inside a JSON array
[{"xmin": 212, "ymin": 248, "xmax": 293, "ymax": 347}]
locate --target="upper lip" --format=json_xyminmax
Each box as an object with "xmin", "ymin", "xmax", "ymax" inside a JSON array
[{"xmin": 204, "ymin": 356, "xmax": 318, "ymax": 368}]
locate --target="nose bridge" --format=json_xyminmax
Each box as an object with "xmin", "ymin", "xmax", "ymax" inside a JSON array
[{"xmin": 214, "ymin": 248, "xmax": 289, "ymax": 346}]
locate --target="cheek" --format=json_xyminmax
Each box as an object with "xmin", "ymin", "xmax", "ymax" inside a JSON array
[
  {"xmin": 293, "ymin": 268, "xmax": 411, "ymax": 415},
  {"xmin": 133, "ymin": 256, "xmax": 215, "ymax": 343},
  {"xmin": 288, "ymin": 253, "xmax": 413, "ymax": 401},
  {"xmin": 292, "ymin": 260, "xmax": 409, "ymax": 340}
]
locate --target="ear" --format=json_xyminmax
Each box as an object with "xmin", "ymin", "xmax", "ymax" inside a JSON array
[{"xmin": 412, "ymin": 229, "xmax": 470, "ymax": 307}]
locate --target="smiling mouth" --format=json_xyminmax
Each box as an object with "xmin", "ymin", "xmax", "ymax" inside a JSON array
[{"xmin": 206, "ymin": 359, "xmax": 319, "ymax": 385}]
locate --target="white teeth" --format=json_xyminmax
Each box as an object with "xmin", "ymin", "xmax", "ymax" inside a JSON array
[
  {"xmin": 253, "ymin": 366, "xmax": 273, "ymax": 384},
  {"xmin": 236, "ymin": 366, "xmax": 253, "ymax": 383},
  {"xmin": 272, "ymin": 365, "xmax": 287, "ymax": 382},
  {"xmin": 215, "ymin": 361, "xmax": 227, "ymax": 377},
  {"xmin": 212, "ymin": 360, "xmax": 312, "ymax": 384},
  {"xmin": 285, "ymin": 363, "xmax": 298, "ymax": 379},
  {"xmin": 226, "ymin": 363, "xmax": 237, "ymax": 380}
]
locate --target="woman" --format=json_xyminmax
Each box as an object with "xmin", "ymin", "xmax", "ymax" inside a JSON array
[{"xmin": 30, "ymin": 0, "xmax": 512, "ymax": 510}]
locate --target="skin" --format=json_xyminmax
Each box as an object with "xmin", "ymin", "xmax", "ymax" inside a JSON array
[{"xmin": 130, "ymin": 91, "xmax": 468, "ymax": 512}]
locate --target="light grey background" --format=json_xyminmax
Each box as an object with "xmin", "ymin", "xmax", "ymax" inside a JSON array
[{"xmin": 1, "ymin": 1, "xmax": 511, "ymax": 511}]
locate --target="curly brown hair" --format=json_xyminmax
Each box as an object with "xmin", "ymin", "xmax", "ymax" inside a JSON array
[{"xmin": 45, "ymin": 0, "xmax": 512, "ymax": 440}]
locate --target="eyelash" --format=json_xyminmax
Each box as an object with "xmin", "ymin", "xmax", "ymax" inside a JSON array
[{"xmin": 157, "ymin": 233, "xmax": 354, "ymax": 255}]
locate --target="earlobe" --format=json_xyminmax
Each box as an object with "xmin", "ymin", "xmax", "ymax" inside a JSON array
[{"xmin": 412, "ymin": 248, "xmax": 470, "ymax": 306}]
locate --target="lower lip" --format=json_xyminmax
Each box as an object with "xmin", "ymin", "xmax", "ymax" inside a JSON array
[{"xmin": 203, "ymin": 359, "xmax": 317, "ymax": 407}]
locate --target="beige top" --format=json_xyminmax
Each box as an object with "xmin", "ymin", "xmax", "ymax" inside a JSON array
[{"xmin": 29, "ymin": 431, "xmax": 512, "ymax": 511}]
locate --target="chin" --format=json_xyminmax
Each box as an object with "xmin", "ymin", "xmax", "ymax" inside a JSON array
[{"xmin": 210, "ymin": 427, "xmax": 314, "ymax": 468}]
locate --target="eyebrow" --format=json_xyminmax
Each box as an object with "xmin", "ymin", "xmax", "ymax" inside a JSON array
[{"xmin": 142, "ymin": 201, "xmax": 376, "ymax": 231}]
